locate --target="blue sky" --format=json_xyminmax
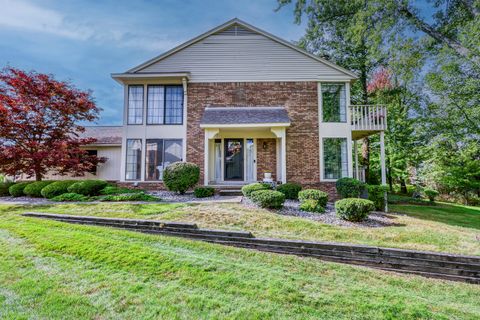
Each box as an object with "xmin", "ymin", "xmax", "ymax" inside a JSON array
[{"xmin": 0, "ymin": 0, "xmax": 306, "ymax": 125}]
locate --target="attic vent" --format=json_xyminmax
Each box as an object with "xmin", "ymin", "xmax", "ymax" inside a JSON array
[{"xmin": 216, "ymin": 24, "xmax": 256, "ymax": 36}]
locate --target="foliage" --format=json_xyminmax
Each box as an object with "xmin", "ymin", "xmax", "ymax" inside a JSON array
[
  {"xmin": 335, "ymin": 198, "xmax": 375, "ymax": 222},
  {"xmin": 51, "ymin": 192, "xmax": 89, "ymax": 202},
  {"xmin": 41, "ymin": 180, "xmax": 77, "ymax": 199},
  {"xmin": 0, "ymin": 181, "xmax": 14, "ymax": 196},
  {"xmin": 8, "ymin": 182, "xmax": 31, "ymax": 197},
  {"xmin": 367, "ymin": 184, "xmax": 388, "ymax": 211},
  {"xmin": 163, "ymin": 162, "xmax": 199, "ymax": 194},
  {"xmin": 67, "ymin": 180, "xmax": 108, "ymax": 196},
  {"xmin": 336, "ymin": 178, "xmax": 364, "ymax": 198},
  {"xmin": 0, "ymin": 67, "xmax": 105, "ymax": 181},
  {"xmin": 424, "ymin": 188, "xmax": 440, "ymax": 202},
  {"xmin": 299, "ymin": 199, "xmax": 325, "ymax": 213},
  {"xmin": 99, "ymin": 186, "xmax": 143, "ymax": 195},
  {"xmin": 241, "ymin": 182, "xmax": 272, "ymax": 197},
  {"xmin": 249, "ymin": 190, "xmax": 285, "ymax": 209},
  {"xmin": 194, "ymin": 187, "xmax": 215, "ymax": 198},
  {"xmin": 298, "ymin": 189, "xmax": 328, "ymax": 213},
  {"xmin": 100, "ymin": 192, "xmax": 160, "ymax": 202},
  {"xmin": 276, "ymin": 182, "xmax": 302, "ymax": 200},
  {"xmin": 387, "ymin": 194, "xmax": 429, "ymax": 205},
  {"xmin": 23, "ymin": 181, "xmax": 54, "ymax": 198}
]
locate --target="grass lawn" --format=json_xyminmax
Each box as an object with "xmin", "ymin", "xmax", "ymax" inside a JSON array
[
  {"xmin": 0, "ymin": 204, "xmax": 479, "ymax": 319},
  {"xmin": 8, "ymin": 200, "xmax": 479, "ymax": 256}
]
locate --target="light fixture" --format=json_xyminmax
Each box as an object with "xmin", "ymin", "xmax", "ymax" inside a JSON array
[{"xmin": 263, "ymin": 142, "xmax": 267, "ymax": 150}]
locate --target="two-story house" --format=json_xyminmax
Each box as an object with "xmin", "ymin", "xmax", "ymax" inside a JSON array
[{"xmin": 34, "ymin": 18, "xmax": 387, "ymax": 197}]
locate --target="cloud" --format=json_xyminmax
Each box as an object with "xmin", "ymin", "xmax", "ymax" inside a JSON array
[{"xmin": 0, "ymin": 0, "xmax": 176, "ymax": 51}]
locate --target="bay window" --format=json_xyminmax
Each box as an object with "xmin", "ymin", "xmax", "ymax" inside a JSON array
[
  {"xmin": 321, "ymin": 83, "xmax": 346, "ymax": 122},
  {"xmin": 323, "ymin": 138, "xmax": 348, "ymax": 179},
  {"xmin": 126, "ymin": 139, "xmax": 142, "ymax": 180},
  {"xmin": 145, "ymin": 139, "xmax": 183, "ymax": 180},
  {"xmin": 127, "ymin": 86, "xmax": 144, "ymax": 124}
]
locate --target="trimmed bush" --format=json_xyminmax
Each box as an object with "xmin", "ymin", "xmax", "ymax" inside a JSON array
[
  {"xmin": 41, "ymin": 180, "xmax": 77, "ymax": 199},
  {"xmin": 367, "ymin": 184, "xmax": 388, "ymax": 211},
  {"xmin": 67, "ymin": 180, "xmax": 108, "ymax": 196},
  {"xmin": 100, "ymin": 192, "xmax": 159, "ymax": 202},
  {"xmin": 99, "ymin": 186, "xmax": 143, "ymax": 195},
  {"xmin": 424, "ymin": 188, "xmax": 439, "ymax": 202},
  {"xmin": 163, "ymin": 162, "xmax": 200, "ymax": 194},
  {"xmin": 335, "ymin": 198, "xmax": 375, "ymax": 222},
  {"xmin": 194, "ymin": 187, "xmax": 215, "ymax": 198},
  {"xmin": 23, "ymin": 181, "xmax": 55, "ymax": 198},
  {"xmin": 241, "ymin": 183, "xmax": 271, "ymax": 197},
  {"xmin": 9, "ymin": 182, "xmax": 32, "ymax": 197},
  {"xmin": 250, "ymin": 190, "xmax": 285, "ymax": 209},
  {"xmin": 51, "ymin": 193, "xmax": 89, "ymax": 202},
  {"xmin": 0, "ymin": 182, "xmax": 15, "ymax": 196},
  {"xmin": 298, "ymin": 189, "xmax": 328, "ymax": 213},
  {"xmin": 336, "ymin": 177, "xmax": 365, "ymax": 198},
  {"xmin": 276, "ymin": 182, "xmax": 302, "ymax": 200}
]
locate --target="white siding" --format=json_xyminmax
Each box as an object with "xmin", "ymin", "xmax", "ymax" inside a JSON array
[{"xmin": 138, "ymin": 35, "xmax": 352, "ymax": 82}]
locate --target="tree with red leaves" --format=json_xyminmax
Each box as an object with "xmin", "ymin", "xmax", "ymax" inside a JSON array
[{"xmin": 0, "ymin": 67, "xmax": 105, "ymax": 181}]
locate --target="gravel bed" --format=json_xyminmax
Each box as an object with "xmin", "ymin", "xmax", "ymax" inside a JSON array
[
  {"xmin": 244, "ymin": 198, "xmax": 400, "ymax": 228},
  {"xmin": 0, "ymin": 196, "xmax": 54, "ymax": 205},
  {"xmin": 147, "ymin": 191, "xmax": 239, "ymax": 203}
]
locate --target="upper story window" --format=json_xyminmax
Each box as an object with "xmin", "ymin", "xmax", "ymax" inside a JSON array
[
  {"xmin": 321, "ymin": 83, "xmax": 346, "ymax": 122},
  {"xmin": 147, "ymin": 85, "xmax": 183, "ymax": 124},
  {"xmin": 127, "ymin": 85, "xmax": 144, "ymax": 124}
]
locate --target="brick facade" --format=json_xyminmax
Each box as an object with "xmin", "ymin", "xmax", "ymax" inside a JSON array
[{"xmin": 256, "ymin": 138, "xmax": 277, "ymax": 181}]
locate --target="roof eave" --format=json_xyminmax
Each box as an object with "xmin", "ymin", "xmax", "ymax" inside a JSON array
[
  {"xmin": 111, "ymin": 72, "xmax": 191, "ymax": 84},
  {"xmin": 200, "ymin": 123, "xmax": 291, "ymax": 129}
]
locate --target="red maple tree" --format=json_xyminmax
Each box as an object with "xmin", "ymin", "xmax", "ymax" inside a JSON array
[{"xmin": 0, "ymin": 67, "xmax": 106, "ymax": 181}]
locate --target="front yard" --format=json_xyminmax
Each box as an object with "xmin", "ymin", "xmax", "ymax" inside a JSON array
[{"xmin": 0, "ymin": 201, "xmax": 479, "ymax": 318}]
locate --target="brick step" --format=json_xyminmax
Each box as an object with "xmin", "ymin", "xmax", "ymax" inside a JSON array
[{"xmin": 218, "ymin": 189, "xmax": 243, "ymax": 196}]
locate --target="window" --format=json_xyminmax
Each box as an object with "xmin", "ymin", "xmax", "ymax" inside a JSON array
[
  {"xmin": 128, "ymin": 86, "xmax": 144, "ymax": 124},
  {"xmin": 323, "ymin": 138, "xmax": 348, "ymax": 179},
  {"xmin": 145, "ymin": 139, "xmax": 183, "ymax": 180},
  {"xmin": 126, "ymin": 139, "xmax": 142, "ymax": 180},
  {"xmin": 146, "ymin": 85, "xmax": 183, "ymax": 124},
  {"xmin": 321, "ymin": 83, "xmax": 346, "ymax": 122},
  {"xmin": 86, "ymin": 150, "xmax": 98, "ymax": 174}
]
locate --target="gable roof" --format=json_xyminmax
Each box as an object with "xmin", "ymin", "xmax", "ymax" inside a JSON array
[{"xmin": 126, "ymin": 18, "xmax": 357, "ymax": 79}]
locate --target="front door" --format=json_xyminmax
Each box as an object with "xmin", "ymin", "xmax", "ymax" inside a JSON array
[{"xmin": 224, "ymin": 139, "xmax": 244, "ymax": 181}]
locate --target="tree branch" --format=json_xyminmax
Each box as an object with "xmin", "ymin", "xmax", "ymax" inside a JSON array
[{"xmin": 460, "ymin": 0, "xmax": 480, "ymax": 17}]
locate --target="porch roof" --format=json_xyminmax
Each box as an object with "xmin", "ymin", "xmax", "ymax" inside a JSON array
[{"xmin": 200, "ymin": 106, "xmax": 291, "ymax": 128}]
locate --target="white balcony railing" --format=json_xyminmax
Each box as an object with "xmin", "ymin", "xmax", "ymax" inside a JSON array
[{"xmin": 350, "ymin": 105, "xmax": 387, "ymax": 131}]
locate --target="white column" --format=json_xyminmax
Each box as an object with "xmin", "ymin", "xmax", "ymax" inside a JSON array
[
  {"xmin": 380, "ymin": 131, "xmax": 388, "ymax": 212},
  {"xmin": 354, "ymin": 140, "xmax": 359, "ymax": 180},
  {"xmin": 204, "ymin": 133, "xmax": 209, "ymax": 186},
  {"xmin": 182, "ymin": 77, "xmax": 188, "ymax": 162},
  {"xmin": 281, "ymin": 134, "xmax": 287, "ymax": 183}
]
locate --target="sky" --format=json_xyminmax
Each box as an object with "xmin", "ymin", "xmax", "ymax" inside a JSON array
[{"xmin": 0, "ymin": 0, "xmax": 306, "ymax": 125}]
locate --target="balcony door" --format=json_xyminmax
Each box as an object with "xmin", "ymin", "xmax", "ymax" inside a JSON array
[{"xmin": 224, "ymin": 139, "xmax": 244, "ymax": 181}]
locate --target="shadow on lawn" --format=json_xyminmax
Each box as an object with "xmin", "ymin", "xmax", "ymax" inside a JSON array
[{"xmin": 392, "ymin": 202, "xmax": 480, "ymax": 230}]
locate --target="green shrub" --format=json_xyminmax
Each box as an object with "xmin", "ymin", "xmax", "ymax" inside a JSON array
[
  {"xmin": 241, "ymin": 183, "xmax": 271, "ymax": 197},
  {"xmin": 300, "ymin": 199, "xmax": 325, "ymax": 213},
  {"xmin": 367, "ymin": 184, "xmax": 388, "ymax": 211},
  {"xmin": 51, "ymin": 193, "xmax": 89, "ymax": 202},
  {"xmin": 0, "ymin": 182, "xmax": 15, "ymax": 196},
  {"xmin": 194, "ymin": 187, "xmax": 215, "ymax": 198},
  {"xmin": 163, "ymin": 162, "xmax": 200, "ymax": 194},
  {"xmin": 424, "ymin": 188, "xmax": 440, "ymax": 202},
  {"xmin": 41, "ymin": 180, "xmax": 77, "ymax": 199},
  {"xmin": 99, "ymin": 185, "xmax": 143, "ymax": 195},
  {"xmin": 100, "ymin": 192, "xmax": 159, "ymax": 202},
  {"xmin": 67, "ymin": 180, "xmax": 108, "ymax": 196},
  {"xmin": 250, "ymin": 190, "xmax": 285, "ymax": 209},
  {"xmin": 276, "ymin": 182, "xmax": 302, "ymax": 200},
  {"xmin": 336, "ymin": 177, "xmax": 365, "ymax": 198},
  {"xmin": 335, "ymin": 198, "xmax": 375, "ymax": 222},
  {"xmin": 298, "ymin": 189, "xmax": 328, "ymax": 213},
  {"xmin": 9, "ymin": 182, "xmax": 32, "ymax": 197},
  {"xmin": 23, "ymin": 181, "xmax": 55, "ymax": 197}
]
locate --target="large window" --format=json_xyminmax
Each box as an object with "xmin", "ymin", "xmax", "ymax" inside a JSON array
[
  {"xmin": 128, "ymin": 86, "xmax": 144, "ymax": 124},
  {"xmin": 321, "ymin": 83, "xmax": 346, "ymax": 122},
  {"xmin": 126, "ymin": 139, "xmax": 142, "ymax": 180},
  {"xmin": 147, "ymin": 85, "xmax": 183, "ymax": 124},
  {"xmin": 145, "ymin": 139, "xmax": 183, "ymax": 180},
  {"xmin": 323, "ymin": 138, "xmax": 348, "ymax": 179}
]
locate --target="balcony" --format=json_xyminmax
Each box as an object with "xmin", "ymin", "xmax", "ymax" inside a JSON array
[{"xmin": 350, "ymin": 105, "xmax": 387, "ymax": 139}]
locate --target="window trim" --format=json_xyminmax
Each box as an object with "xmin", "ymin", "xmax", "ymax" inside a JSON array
[
  {"xmin": 322, "ymin": 137, "xmax": 348, "ymax": 181},
  {"xmin": 146, "ymin": 85, "xmax": 184, "ymax": 125},
  {"xmin": 125, "ymin": 138, "xmax": 142, "ymax": 181},
  {"xmin": 145, "ymin": 138, "xmax": 183, "ymax": 181},
  {"xmin": 127, "ymin": 85, "xmax": 144, "ymax": 125},
  {"xmin": 320, "ymin": 82, "xmax": 347, "ymax": 123}
]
